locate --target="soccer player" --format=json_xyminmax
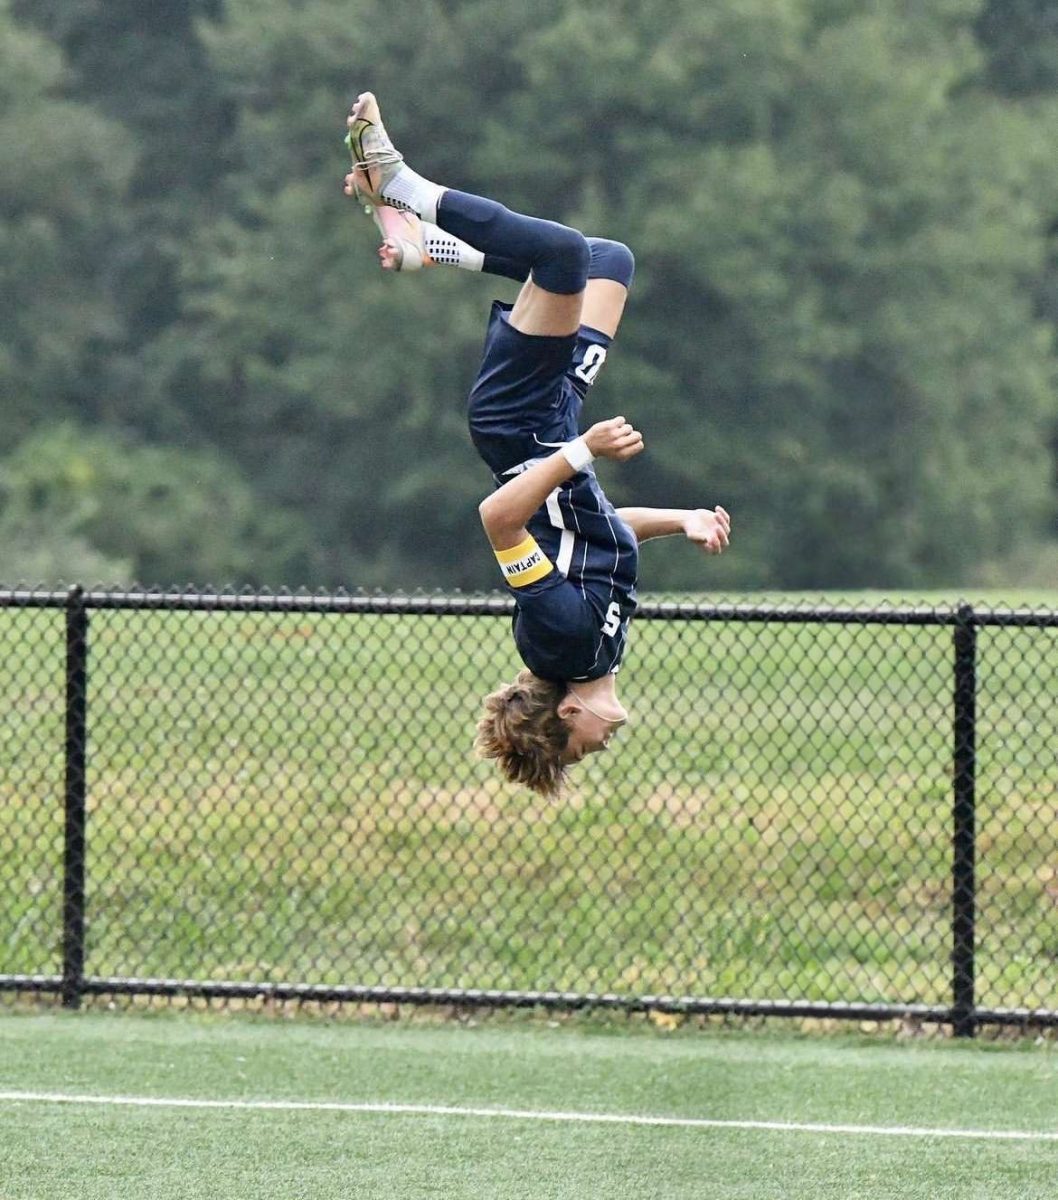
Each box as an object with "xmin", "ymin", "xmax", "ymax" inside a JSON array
[{"xmin": 344, "ymin": 93, "xmax": 731, "ymax": 796}]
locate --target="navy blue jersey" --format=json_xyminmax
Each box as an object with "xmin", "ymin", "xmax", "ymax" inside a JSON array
[{"xmin": 468, "ymin": 301, "xmax": 639, "ymax": 682}]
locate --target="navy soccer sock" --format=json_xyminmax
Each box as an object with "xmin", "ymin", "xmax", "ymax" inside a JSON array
[
  {"xmin": 480, "ymin": 237, "xmax": 635, "ymax": 289},
  {"xmin": 436, "ymin": 191, "xmax": 589, "ymax": 295},
  {"xmin": 481, "ymin": 253, "xmax": 528, "ymax": 283},
  {"xmin": 585, "ymin": 238, "xmax": 635, "ymax": 289}
]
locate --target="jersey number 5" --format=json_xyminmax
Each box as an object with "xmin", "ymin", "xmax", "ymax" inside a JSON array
[{"xmin": 601, "ymin": 601, "xmax": 622, "ymax": 637}]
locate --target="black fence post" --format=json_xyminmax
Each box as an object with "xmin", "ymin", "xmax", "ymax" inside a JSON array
[
  {"xmin": 62, "ymin": 586, "xmax": 89, "ymax": 1010},
  {"xmin": 951, "ymin": 603, "xmax": 977, "ymax": 1038}
]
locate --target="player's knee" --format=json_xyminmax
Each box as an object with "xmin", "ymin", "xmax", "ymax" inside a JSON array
[
  {"xmin": 557, "ymin": 224, "xmax": 591, "ymax": 266},
  {"xmin": 539, "ymin": 224, "xmax": 590, "ymax": 295},
  {"xmin": 587, "ymin": 238, "xmax": 635, "ymax": 289}
]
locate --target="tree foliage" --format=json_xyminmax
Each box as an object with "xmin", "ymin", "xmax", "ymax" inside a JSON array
[
  {"xmin": 0, "ymin": 424, "xmax": 313, "ymax": 585},
  {"xmin": 0, "ymin": 1, "xmax": 133, "ymax": 450},
  {"xmin": 1, "ymin": 0, "xmax": 1056, "ymax": 589},
  {"xmin": 976, "ymin": 0, "xmax": 1058, "ymax": 98}
]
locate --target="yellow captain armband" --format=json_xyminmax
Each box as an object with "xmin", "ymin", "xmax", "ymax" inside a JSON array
[{"xmin": 495, "ymin": 535, "xmax": 554, "ymax": 588}]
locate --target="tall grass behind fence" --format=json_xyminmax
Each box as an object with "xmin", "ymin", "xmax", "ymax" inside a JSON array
[
  {"xmin": 1, "ymin": 591, "xmax": 1055, "ymax": 1029},
  {"xmin": 975, "ymin": 624, "xmax": 1058, "ymax": 1007}
]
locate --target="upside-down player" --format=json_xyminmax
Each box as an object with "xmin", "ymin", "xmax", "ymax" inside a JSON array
[{"xmin": 343, "ymin": 92, "xmax": 731, "ymax": 796}]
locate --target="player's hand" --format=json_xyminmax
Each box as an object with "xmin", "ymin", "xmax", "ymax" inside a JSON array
[
  {"xmin": 584, "ymin": 416, "xmax": 644, "ymax": 462},
  {"xmin": 683, "ymin": 506, "xmax": 731, "ymax": 554}
]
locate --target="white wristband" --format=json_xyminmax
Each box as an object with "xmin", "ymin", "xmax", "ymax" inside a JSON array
[{"xmin": 561, "ymin": 436, "xmax": 595, "ymax": 473}]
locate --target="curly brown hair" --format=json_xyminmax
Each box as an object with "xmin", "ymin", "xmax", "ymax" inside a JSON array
[{"xmin": 474, "ymin": 669, "xmax": 570, "ymax": 797}]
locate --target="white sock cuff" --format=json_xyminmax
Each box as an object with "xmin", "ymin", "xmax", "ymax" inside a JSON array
[
  {"xmin": 421, "ymin": 222, "xmax": 484, "ymax": 271},
  {"xmin": 382, "ymin": 167, "xmax": 445, "ymax": 223}
]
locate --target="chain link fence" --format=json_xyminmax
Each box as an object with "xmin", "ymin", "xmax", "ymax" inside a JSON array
[{"xmin": 1, "ymin": 588, "xmax": 1056, "ymax": 1034}]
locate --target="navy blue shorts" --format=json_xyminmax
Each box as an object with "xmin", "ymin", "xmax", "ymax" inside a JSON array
[{"xmin": 468, "ymin": 301, "xmax": 608, "ymax": 475}]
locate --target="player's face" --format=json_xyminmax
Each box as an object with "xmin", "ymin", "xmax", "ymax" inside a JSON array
[{"xmin": 560, "ymin": 706, "xmax": 627, "ymax": 764}]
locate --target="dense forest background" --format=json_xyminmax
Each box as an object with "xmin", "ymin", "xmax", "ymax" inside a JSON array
[{"xmin": 2, "ymin": 0, "xmax": 1057, "ymax": 591}]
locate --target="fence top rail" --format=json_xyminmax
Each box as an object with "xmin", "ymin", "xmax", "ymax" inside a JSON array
[{"xmin": 0, "ymin": 588, "xmax": 1056, "ymax": 626}]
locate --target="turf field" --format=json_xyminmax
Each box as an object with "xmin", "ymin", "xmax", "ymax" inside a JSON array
[{"xmin": 0, "ymin": 1011, "xmax": 1056, "ymax": 1199}]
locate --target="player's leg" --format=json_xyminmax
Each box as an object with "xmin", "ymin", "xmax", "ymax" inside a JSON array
[
  {"xmin": 368, "ymin": 213, "xmax": 635, "ymax": 341},
  {"xmin": 562, "ymin": 239, "xmax": 637, "ymax": 392},
  {"xmin": 371, "ymin": 208, "xmax": 583, "ymax": 337},
  {"xmin": 345, "ymin": 92, "xmax": 588, "ymax": 336},
  {"xmin": 369, "ymin": 206, "xmax": 526, "ymax": 279},
  {"xmin": 580, "ymin": 239, "xmax": 635, "ymax": 337},
  {"xmin": 474, "ymin": 234, "xmax": 633, "ymax": 338}
]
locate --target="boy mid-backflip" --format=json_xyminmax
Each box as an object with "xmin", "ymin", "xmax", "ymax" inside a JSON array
[{"xmin": 343, "ymin": 93, "xmax": 731, "ymax": 797}]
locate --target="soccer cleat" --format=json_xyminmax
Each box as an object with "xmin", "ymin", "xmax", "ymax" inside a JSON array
[
  {"xmin": 370, "ymin": 205, "xmax": 433, "ymax": 272},
  {"xmin": 344, "ymin": 92, "xmax": 405, "ymax": 206}
]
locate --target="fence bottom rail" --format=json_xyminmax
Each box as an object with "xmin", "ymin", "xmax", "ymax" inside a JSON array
[{"xmin": 4, "ymin": 975, "xmax": 1058, "ymax": 1030}]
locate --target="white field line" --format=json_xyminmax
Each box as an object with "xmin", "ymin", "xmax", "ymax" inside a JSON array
[{"xmin": 1, "ymin": 1090, "xmax": 1056, "ymax": 1143}]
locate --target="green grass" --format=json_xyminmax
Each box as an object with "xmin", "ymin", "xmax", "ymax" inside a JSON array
[
  {"xmin": 1, "ymin": 591, "xmax": 1056, "ymax": 1011},
  {"xmin": 1, "ymin": 1011, "xmax": 1057, "ymax": 1199}
]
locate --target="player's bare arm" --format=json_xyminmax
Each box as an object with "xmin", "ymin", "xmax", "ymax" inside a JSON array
[
  {"xmin": 616, "ymin": 505, "xmax": 731, "ymax": 553},
  {"xmin": 480, "ymin": 418, "xmax": 644, "ymax": 551}
]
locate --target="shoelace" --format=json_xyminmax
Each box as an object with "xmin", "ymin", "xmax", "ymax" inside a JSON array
[{"xmin": 353, "ymin": 146, "xmax": 404, "ymax": 170}]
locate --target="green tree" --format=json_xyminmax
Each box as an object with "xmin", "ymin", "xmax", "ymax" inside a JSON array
[
  {"xmin": 975, "ymin": 0, "xmax": 1058, "ymax": 582},
  {"xmin": 182, "ymin": 0, "xmax": 1058, "ymax": 588},
  {"xmin": 0, "ymin": 425, "xmax": 314, "ymax": 586},
  {"xmin": 976, "ymin": 0, "xmax": 1058, "ymax": 98},
  {"xmin": 147, "ymin": 0, "xmax": 525, "ymax": 586},
  {"xmin": 9, "ymin": 0, "xmax": 1056, "ymax": 590},
  {"xmin": 0, "ymin": 0, "xmax": 134, "ymax": 449},
  {"xmin": 494, "ymin": 0, "xmax": 1058, "ymax": 585},
  {"xmin": 10, "ymin": 0, "xmax": 234, "ymax": 349}
]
